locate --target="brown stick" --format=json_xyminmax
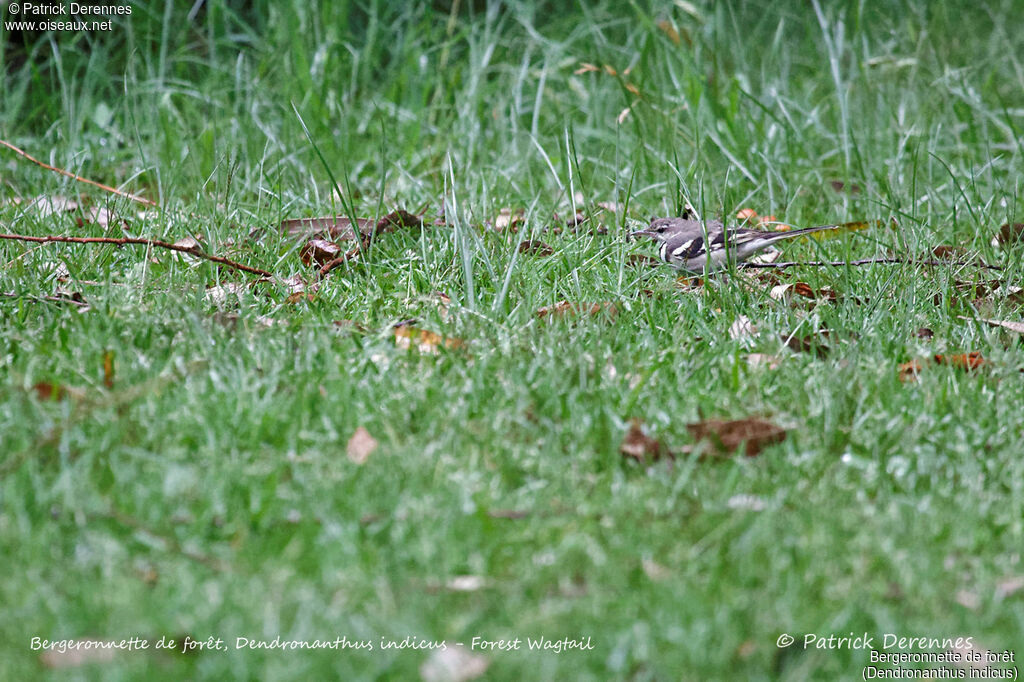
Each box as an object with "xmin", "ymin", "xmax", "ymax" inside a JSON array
[
  {"xmin": 741, "ymin": 257, "xmax": 1003, "ymax": 271},
  {"xmin": 0, "ymin": 139, "xmax": 157, "ymax": 207},
  {"xmin": 1, "ymin": 291, "xmax": 89, "ymax": 307},
  {"xmin": 0, "ymin": 233, "xmax": 274, "ymax": 278},
  {"xmin": 317, "ymin": 245, "xmax": 362, "ymax": 277}
]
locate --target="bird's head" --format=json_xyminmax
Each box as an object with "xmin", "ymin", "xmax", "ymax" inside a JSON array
[{"xmin": 630, "ymin": 218, "xmax": 680, "ymax": 242}]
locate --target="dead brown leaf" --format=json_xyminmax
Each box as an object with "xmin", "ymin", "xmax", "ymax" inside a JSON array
[
  {"xmin": 996, "ymin": 222, "xmax": 1024, "ymax": 246},
  {"xmin": 781, "ymin": 333, "xmax": 830, "ymax": 357},
  {"xmin": 619, "ymin": 418, "xmax": 669, "ymax": 462},
  {"xmin": 299, "ymin": 238, "xmax": 342, "ymax": 267},
  {"xmin": 535, "ymin": 300, "xmax": 617, "ymax": 319},
  {"xmin": 686, "ymin": 417, "xmax": 787, "ymax": 457},
  {"xmin": 915, "ymin": 327, "xmax": 935, "ymax": 339},
  {"xmin": 657, "ymin": 19, "xmax": 681, "ymax": 45},
  {"xmin": 393, "ymin": 323, "xmax": 464, "ymax": 353},
  {"xmin": 32, "ymin": 381, "xmax": 68, "ymax": 400},
  {"xmin": 284, "ymin": 292, "xmax": 314, "ymax": 304},
  {"xmin": 899, "ymin": 359, "xmax": 924, "ymax": 382},
  {"xmin": 829, "ymin": 180, "xmax": 862, "ymax": 194},
  {"xmin": 346, "ymin": 426, "xmax": 378, "ymax": 465},
  {"xmin": 517, "ymin": 240, "xmax": 554, "ymax": 257},
  {"xmin": 280, "ymin": 209, "xmax": 420, "ymax": 242},
  {"xmin": 935, "ymin": 352, "xmax": 987, "ymax": 371},
  {"xmin": 280, "ymin": 215, "xmax": 372, "ymax": 241},
  {"xmin": 103, "ymin": 350, "xmax": 114, "ymax": 389},
  {"xmin": 769, "ymin": 281, "xmax": 837, "ymax": 303},
  {"xmin": 736, "ymin": 208, "xmax": 758, "ymax": 223}
]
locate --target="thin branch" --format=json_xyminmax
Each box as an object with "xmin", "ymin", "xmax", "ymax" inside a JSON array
[
  {"xmin": 741, "ymin": 257, "xmax": 1004, "ymax": 271},
  {"xmin": 1, "ymin": 291, "xmax": 89, "ymax": 307},
  {"xmin": 0, "ymin": 233, "xmax": 274, "ymax": 278},
  {"xmin": 318, "ymin": 245, "xmax": 362, "ymax": 277},
  {"xmin": 0, "ymin": 138, "xmax": 158, "ymax": 207}
]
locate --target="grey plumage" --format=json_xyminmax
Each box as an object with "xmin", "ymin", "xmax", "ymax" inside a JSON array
[{"xmin": 632, "ymin": 217, "xmax": 842, "ymax": 273}]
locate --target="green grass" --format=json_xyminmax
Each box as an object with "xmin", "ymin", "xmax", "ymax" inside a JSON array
[{"xmin": 3, "ymin": 1, "xmax": 1024, "ymax": 679}]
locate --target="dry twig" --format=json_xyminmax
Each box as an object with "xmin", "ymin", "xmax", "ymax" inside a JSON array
[
  {"xmin": 0, "ymin": 139, "xmax": 157, "ymax": 207},
  {"xmin": 0, "ymin": 233, "xmax": 273, "ymax": 278}
]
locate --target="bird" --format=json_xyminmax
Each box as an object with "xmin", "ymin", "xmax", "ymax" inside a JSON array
[{"xmin": 631, "ymin": 216, "xmax": 845, "ymax": 273}]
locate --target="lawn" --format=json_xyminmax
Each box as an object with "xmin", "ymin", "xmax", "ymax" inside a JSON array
[{"xmin": 2, "ymin": 1, "xmax": 1024, "ymax": 679}]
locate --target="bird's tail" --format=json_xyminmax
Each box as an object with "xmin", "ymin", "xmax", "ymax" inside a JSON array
[{"xmin": 766, "ymin": 219, "xmax": 882, "ymax": 241}]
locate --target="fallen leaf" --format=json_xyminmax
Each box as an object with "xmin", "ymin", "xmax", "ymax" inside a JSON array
[
  {"xmin": 642, "ymin": 558, "xmax": 671, "ymax": 581},
  {"xmin": 346, "ymin": 426, "xmax": 378, "ymax": 465},
  {"xmin": 32, "ymin": 381, "xmax": 68, "ymax": 401},
  {"xmin": 490, "ymin": 208, "xmax": 523, "ymax": 232},
  {"xmin": 955, "ymin": 589, "xmax": 981, "ymax": 611},
  {"xmin": 517, "ymin": 240, "xmax": 554, "ymax": 257},
  {"xmin": 280, "ymin": 209, "xmax": 420, "ymax": 242},
  {"xmin": 172, "ymin": 236, "xmax": 203, "ymax": 255},
  {"xmin": 744, "ymin": 353, "xmax": 782, "ymax": 369},
  {"xmin": 299, "ymin": 238, "xmax": 342, "ymax": 266},
  {"xmin": 769, "ymin": 282, "xmax": 836, "ymax": 303},
  {"xmin": 204, "ymin": 282, "xmax": 247, "ymax": 306},
  {"xmin": 445, "ymin": 575, "xmax": 487, "ymax": 592},
  {"xmin": 728, "ymin": 315, "xmax": 758, "ymax": 340},
  {"xmin": 562, "ymin": 211, "xmax": 583, "ymax": 227},
  {"xmin": 486, "ymin": 509, "xmax": 530, "ymax": 520},
  {"xmin": 686, "ymin": 417, "xmax": 786, "ymax": 457},
  {"xmin": 21, "ymin": 195, "xmax": 79, "ymax": 217},
  {"xmin": 657, "ymin": 19, "xmax": 681, "ymax": 45},
  {"xmin": 899, "ymin": 359, "xmax": 924, "ymax": 382},
  {"xmin": 280, "ymin": 215, "xmax": 371, "ymax": 241},
  {"xmin": 931, "ymin": 245, "xmax": 968, "ymax": 260},
  {"xmin": 535, "ymin": 300, "xmax": 617, "ymax": 319},
  {"xmin": 995, "ymin": 222, "xmax": 1024, "ymax": 246},
  {"xmin": 829, "ymin": 180, "xmax": 862, "ymax": 194},
  {"xmin": 736, "ymin": 208, "xmax": 758, "ymax": 222},
  {"xmin": 915, "ymin": 327, "xmax": 935, "ymax": 339},
  {"xmin": 39, "ymin": 639, "xmax": 118, "ymax": 669},
  {"xmin": 284, "ymin": 292, "xmax": 314, "ymax": 304},
  {"xmin": 619, "ymin": 418, "xmax": 668, "ymax": 462},
  {"xmin": 961, "ymin": 316, "xmax": 1024, "ymax": 334},
  {"xmin": 736, "ymin": 640, "xmax": 757, "ymax": 659},
  {"xmin": 935, "ymin": 352, "xmax": 986, "ymax": 370},
  {"xmin": 420, "ymin": 647, "xmax": 490, "ymax": 682},
  {"xmin": 77, "ymin": 205, "xmax": 121, "ymax": 230},
  {"xmin": 995, "ymin": 576, "xmax": 1024, "ymax": 599},
  {"xmin": 780, "ymin": 333, "xmax": 830, "ymax": 357},
  {"xmin": 103, "ymin": 350, "xmax": 115, "ymax": 389},
  {"xmin": 393, "ymin": 323, "xmax": 465, "ymax": 353}
]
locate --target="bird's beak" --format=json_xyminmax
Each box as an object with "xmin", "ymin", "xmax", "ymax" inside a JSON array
[{"xmin": 629, "ymin": 229, "xmax": 653, "ymax": 240}]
